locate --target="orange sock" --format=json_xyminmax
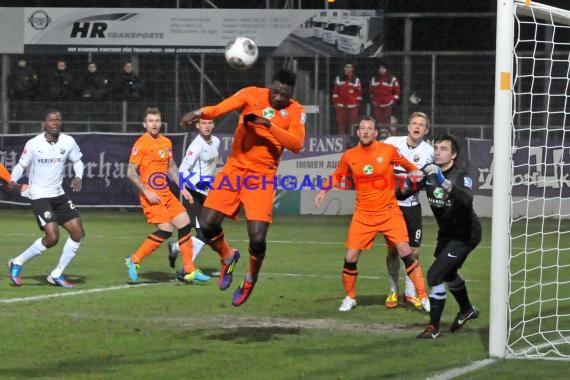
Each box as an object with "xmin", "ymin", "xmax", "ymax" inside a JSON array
[
  {"xmin": 132, "ymin": 233, "xmax": 166, "ymax": 263},
  {"xmin": 209, "ymin": 232, "xmax": 231, "ymax": 261},
  {"xmin": 178, "ymin": 234, "xmax": 196, "ymax": 273},
  {"xmin": 248, "ymin": 254, "xmax": 263, "ymax": 281},
  {"xmin": 405, "ymin": 260, "xmax": 427, "ymax": 299},
  {"xmin": 342, "ymin": 267, "xmax": 358, "ymax": 299}
]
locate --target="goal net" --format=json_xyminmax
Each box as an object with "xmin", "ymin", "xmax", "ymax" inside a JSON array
[{"xmin": 491, "ymin": 0, "xmax": 570, "ymax": 359}]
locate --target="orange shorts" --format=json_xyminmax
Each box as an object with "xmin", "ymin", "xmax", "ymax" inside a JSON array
[
  {"xmin": 346, "ymin": 209, "xmax": 409, "ymax": 250},
  {"xmin": 140, "ymin": 191, "xmax": 186, "ymax": 224},
  {"xmin": 204, "ymin": 164, "xmax": 275, "ymax": 222}
]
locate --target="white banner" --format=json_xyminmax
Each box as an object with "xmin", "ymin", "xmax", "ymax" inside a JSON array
[{"xmin": 22, "ymin": 8, "xmax": 383, "ymax": 56}]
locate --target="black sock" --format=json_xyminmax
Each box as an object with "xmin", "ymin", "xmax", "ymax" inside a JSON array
[{"xmin": 429, "ymin": 297, "xmax": 446, "ymax": 330}]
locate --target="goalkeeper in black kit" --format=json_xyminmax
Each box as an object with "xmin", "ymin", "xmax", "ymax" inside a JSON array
[{"xmin": 396, "ymin": 134, "xmax": 482, "ymax": 339}]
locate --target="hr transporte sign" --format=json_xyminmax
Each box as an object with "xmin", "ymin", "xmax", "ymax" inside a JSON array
[
  {"xmin": 24, "ymin": 8, "xmax": 318, "ymax": 53},
  {"xmin": 22, "ymin": 8, "xmax": 383, "ymax": 56}
]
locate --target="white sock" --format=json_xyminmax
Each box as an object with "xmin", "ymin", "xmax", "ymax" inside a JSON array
[
  {"xmin": 14, "ymin": 237, "xmax": 47, "ymax": 265},
  {"xmin": 191, "ymin": 236, "xmax": 206, "ymax": 261},
  {"xmin": 50, "ymin": 238, "xmax": 81, "ymax": 278},
  {"xmin": 386, "ymin": 253, "xmax": 400, "ymax": 293},
  {"xmin": 405, "ymin": 274, "xmax": 417, "ymax": 297}
]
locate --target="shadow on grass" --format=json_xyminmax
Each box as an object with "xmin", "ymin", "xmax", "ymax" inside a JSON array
[
  {"xmin": 206, "ymin": 326, "xmax": 302, "ymax": 343},
  {"xmin": 26, "ymin": 274, "xmax": 87, "ymax": 286},
  {"xmin": 0, "ymin": 347, "xmax": 203, "ymax": 378}
]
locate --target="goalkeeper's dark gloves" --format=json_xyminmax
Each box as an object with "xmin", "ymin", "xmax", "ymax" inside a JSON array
[{"xmin": 423, "ymin": 163, "xmax": 453, "ymax": 192}]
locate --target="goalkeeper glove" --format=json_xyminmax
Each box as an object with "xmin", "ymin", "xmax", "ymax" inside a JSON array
[{"xmin": 423, "ymin": 164, "xmax": 452, "ymax": 191}]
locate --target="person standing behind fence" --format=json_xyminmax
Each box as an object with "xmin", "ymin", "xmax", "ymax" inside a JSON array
[
  {"xmin": 167, "ymin": 118, "xmax": 220, "ymax": 269},
  {"xmin": 77, "ymin": 62, "xmax": 108, "ymax": 101},
  {"xmin": 8, "ymin": 57, "xmax": 39, "ymax": 101},
  {"xmin": 370, "ymin": 62, "xmax": 401, "ymax": 135},
  {"xmin": 7, "ymin": 110, "xmax": 85, "ymax": 288},
  {"xmin": 44, "ymin": 59, "xmax": 76, "ymax": 101},
  {"xmin": 332, "ymin": 63, "xmax": 362, "ymax": 135},
  {"xmin": 112, "ymin": 62, "xmax": 144, "ymax": 101}
]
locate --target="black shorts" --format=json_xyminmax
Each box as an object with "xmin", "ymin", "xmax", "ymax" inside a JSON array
[
  {"xmin": 400, "ymin": 204, "xmax": 422, "ymax": 247},
  {"xmin": 31, "ymin": 194, "xmax": 80, "ymax": 230},
  {"xmin": 182, "ymin": 188, "xmax": 207, "ymax": 229},
  {"xmin": 427, "ymin": 240, "xmax": 477, "ymax": 285}
]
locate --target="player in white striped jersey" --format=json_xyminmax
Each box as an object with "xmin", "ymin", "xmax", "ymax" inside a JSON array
[
  {"xmin": 7, "ymin": 110, "xmax": 85, "ymax": 288},
  {"xmin": 384, "ymin": 112, "xmax": 434, "ymax": 310},
  {"xmin": 168, "ymin": 118, "xmax": 220, "ymax": 268}
]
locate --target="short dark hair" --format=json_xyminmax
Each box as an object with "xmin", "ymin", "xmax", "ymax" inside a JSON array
[
  {"xmin": 272, "ymin": 68, "xmax": 296, "ymax": 87},
  {"xmin": 435, "ymin": 133, "xmax": 460, "ymax": 154},
  {"xmin": 44, "ymin": 109, "xmax": 61, "ymax": 120}
]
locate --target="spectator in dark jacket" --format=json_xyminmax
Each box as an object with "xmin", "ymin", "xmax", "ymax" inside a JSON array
[
  {"xmin": 8, "ymin": 57, "xmax": 39, "ymax": 100},
  {"xmin": 112, "ymin": 62, "xmax": 144, "ymax": 101},
  {"xmin": 77, "ymin": 62, "xmax": 108, "ymax": 101},
  {"xmin": 44, "ymin": 59, "xmax": 76, "ymax": 101}
]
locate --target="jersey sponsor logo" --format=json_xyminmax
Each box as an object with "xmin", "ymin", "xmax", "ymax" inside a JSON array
[
  {"xmin": 363, "ymin": 164, "xmax": 374, "ymax": 175},
  {"xmin": 38, "ymin": 157, "xmax": 65, "ymax": 163},
  {"xmin": 262, "ymin": 107, "xmax": 275, "ymax": 119},
  {"xmin": 433, "ymin": 187, "xmax": 445, "ymax": 199},
  {"xmin": 464, "ymin": 177, "xmax": 473, "ymax": 189},
  {"xmin": 131, "ymin": 146, "xmax": 138, "ymax": 156}
]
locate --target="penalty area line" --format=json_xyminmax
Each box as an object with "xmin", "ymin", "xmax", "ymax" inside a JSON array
[
  {"xmin": 425, "ymin": 358, "xmax": 497, "ymax": 380},
  {"xmin": 0, "ymin": 283, "xmax": 159, "ymax": 304}
]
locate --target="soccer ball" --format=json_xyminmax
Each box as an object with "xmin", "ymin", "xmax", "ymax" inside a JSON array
[{"xmin": 225, "ymin": 37, "xmax": 259, "ymax": 70}]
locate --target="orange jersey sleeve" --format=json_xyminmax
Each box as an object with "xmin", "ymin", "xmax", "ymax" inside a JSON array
[
  {"xmin": 341, "ymin": 141, "xmax": 413, "ymax": 213},
  {"xmin": 202, "ymin": 87, "xmax": 305, "ymax": 173},
  {"xmin": 386, "ymin": 142, "xmax": 418, "ymax": 172},
  {"xmin": 0, "ymin": 163, "xmax": 11, "ymax": 183},
  {"xmin": 129, "ymin": 133, "xmax": 173, "ymax": 195}
]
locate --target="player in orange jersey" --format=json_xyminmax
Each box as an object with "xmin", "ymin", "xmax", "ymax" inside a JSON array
[
  {"xmin": 0, "ymin": 163, "xmax": 11, "ymax": 184},
  {"xmin": 126, "ymin": 107, "xmax": 210, "ymax": 284},
  {"xmin": 180, "ymin": 68, "xmax": 305, "ymax": 306},
  {"xmin": 314, "ymin": 116, "xmax": 429, "ymax": 312}
]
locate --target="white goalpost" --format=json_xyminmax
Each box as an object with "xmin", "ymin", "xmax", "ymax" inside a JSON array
[{"xmin": 491, "ymin": 0, "xmax": 570, "ymax": 359}]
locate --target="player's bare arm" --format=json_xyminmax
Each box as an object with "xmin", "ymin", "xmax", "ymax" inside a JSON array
[
  {"xmin": 168, "ymin": 158, "xmax": 193, "ymax": 203},
  {"xmin": 70, "ymin": 160, "xmax": 84, "ymax": 192},
  {"xmin": 70, "ymin": 177, "xmax": 82, "ymax": 192},
  {"xmin": 314, "ymin": 190, "xmax": 327, "ymax": 208},
  {"xmin": 127, "ymin": 163, "xmax": 161, "ymax": 204}
]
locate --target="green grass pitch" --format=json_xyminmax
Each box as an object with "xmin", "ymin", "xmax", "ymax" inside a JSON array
[{"xmin": 0, "ymin": 208, "xmax": 568, "ymax": 379}]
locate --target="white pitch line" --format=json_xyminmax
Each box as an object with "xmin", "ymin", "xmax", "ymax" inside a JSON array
[
  {"xmin": 0, "ymin": 283, "xmax": 157, "ymax": 304},
  {"xmin": 425, "ymin": 358, "xmax": 497, "ymax": 380}
]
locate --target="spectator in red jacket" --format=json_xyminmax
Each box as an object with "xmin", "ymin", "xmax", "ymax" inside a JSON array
[
  {"xmin": 370, "ymin": 62, "xmax": 401, "ymax": 134},
  {"xmin": 332, "ymin": 63, "xmax": 362, "ymax": 135}
]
